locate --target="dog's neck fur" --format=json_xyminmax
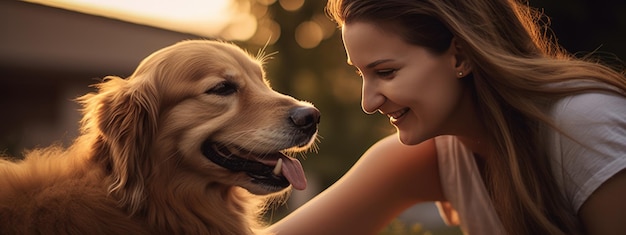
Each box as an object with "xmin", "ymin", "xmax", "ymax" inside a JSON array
[
  {"xmin": 141, "ymin": 169, "xmax": 267, "ymax": 234},
  {"xmin": 88, "ymin": 134, "xmax": 270, "ymax": 235}
]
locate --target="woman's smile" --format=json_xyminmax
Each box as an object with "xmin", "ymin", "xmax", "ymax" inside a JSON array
[
  {"xmin": 342, "ymin": 22, "xmax": 468, "ymax": 144},
  {"xmin": 386, "ymin": 108, "xmax": 409, "ymax": 124}
]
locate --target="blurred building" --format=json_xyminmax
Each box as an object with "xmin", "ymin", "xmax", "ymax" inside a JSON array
[{"xmin": 0, "ymin": 1, "xmax": 202, "ymax": 155}]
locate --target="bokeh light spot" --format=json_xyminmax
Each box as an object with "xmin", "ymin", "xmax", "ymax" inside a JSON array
[
  {"xmin": 257, "ymin": 0, "xmax": 277, "ymax": 6},
  {"xmin": 249, "ymin": 19, "xmax": 281, "ymax": 46},
  {"xmin": 221, "ymin": 13, "xmax": 258, "ymax": 41},
  {"xmin": 295, "ymin": 21, "xmax": 323, "ymax": 49},
  {"xmin": 313, "ymin": 13, "xmax": 337, "ymax": 39},
  {"xmin": 279, "ymin": 0, "xmax": 304, "ymax": 12}
]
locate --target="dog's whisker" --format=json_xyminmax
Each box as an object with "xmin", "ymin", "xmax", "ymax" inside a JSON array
[{"xmin": 256, "ymin": 37, "xmax": 278, "ymax": 66}]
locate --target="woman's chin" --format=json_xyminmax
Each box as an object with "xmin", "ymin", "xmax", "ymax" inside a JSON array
[{"xmin": 396, "ymin": 131, "xmax": 423, "ymax": 145}]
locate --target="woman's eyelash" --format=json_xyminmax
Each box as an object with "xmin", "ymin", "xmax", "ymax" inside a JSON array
[
  {"xmin": 355, "ymin": 68, "xmax": 397, "ymax": 78},
  {"xmin": 375, "ymin": 69, "xmax": 396, "ymax": 77}
]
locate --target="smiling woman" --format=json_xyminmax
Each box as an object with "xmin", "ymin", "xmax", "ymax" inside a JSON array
[{"xmin": 24, "ymin": 0, "xmax": 256, "ymax": 40}]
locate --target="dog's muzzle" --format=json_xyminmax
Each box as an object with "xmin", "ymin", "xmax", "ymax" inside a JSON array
[
  {"xmin": 201, "ymin": 141, "xmax": 306, "ymax": 191},
  {"xmin": 200, "ymin": 106, "xmax": 320, "ymax": 192}
]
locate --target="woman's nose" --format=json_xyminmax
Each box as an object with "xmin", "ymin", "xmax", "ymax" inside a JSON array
[{"xmin": 361, "ymin": 80, "xmax": 384, "ymax": 114}]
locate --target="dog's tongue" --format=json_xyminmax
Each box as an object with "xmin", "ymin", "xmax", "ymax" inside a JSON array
[{"xmin": 280, "ymin": 156, "xmax": 307, "ymax": 190}]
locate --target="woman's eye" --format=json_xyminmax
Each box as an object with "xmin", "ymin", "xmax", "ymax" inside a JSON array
[
  {"xmin": 206, "ymin": 81, "xmax": 238, "ymax": 96},
  {"xmin": 375, "ymin": 69, "xmax": 397, "ymax": 78}
]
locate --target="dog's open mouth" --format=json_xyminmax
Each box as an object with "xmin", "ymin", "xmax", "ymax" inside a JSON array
[{"xmin": 200, "ymin": 141, "xmax": 306, "ymax": 190}]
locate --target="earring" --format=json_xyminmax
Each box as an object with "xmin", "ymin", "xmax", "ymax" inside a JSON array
[{"xmin": 458, "ymin": 71, "xmax": 464, "ymax": 77}]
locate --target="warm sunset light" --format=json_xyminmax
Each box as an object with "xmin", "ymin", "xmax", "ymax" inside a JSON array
[{"xmin": 23, "ymin": 0, "xmax": 257, "ymax": 41}]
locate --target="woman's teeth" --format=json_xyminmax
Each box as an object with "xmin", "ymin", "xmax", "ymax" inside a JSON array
[{"xmin": 388, "ymin": 108, "xmax": 408, "ymax": 121}]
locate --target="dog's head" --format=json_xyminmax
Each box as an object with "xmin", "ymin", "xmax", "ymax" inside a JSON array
[{"xmin": 80, "ymin": 40, "xmax": 319, "ymax": 212}]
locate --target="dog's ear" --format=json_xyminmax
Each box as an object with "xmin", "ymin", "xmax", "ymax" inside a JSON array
[{"xmin": 88, "ymin": 75, "xmax": 159, "ymax": 214}]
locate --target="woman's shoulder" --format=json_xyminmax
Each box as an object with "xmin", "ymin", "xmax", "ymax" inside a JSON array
[
  {"xmin": 547, "ymin": 90, "xmax": 626, "ymax": 212},
  {"xmin": 551, "ymin": 90, "xmax": 626, "ymax": 124},
  {"xmin": 547, "ymin": 88, "xmax": 626, "ymax": 157},
  {"xmin": 548, "ymin": 89, "xmax": 626, "ymax": 154}
]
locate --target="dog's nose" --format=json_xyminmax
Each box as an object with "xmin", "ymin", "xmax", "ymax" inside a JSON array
[{"xmin": 289, "ymin": 106, "xmax": 321, "ymax": 131}]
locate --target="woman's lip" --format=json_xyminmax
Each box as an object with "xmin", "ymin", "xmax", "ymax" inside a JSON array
[{"xmin": 387, "ymin": 108, "xmax": 409, "ymax": 122}]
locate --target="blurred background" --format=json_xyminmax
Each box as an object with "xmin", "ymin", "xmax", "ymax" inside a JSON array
[{"xmin": 1, "ymin": 0, "xmax": 624, "ymax": 234}]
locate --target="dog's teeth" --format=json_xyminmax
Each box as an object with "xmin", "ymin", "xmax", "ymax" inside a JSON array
[{"xmin": 273, "ymin": 158, "xmax": 283, "ymax": 176}]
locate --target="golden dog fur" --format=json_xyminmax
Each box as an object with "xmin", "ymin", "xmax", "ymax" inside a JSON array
[{"xmin": 0, "ymin": 40, "xmax": 319, "ymax": 234}]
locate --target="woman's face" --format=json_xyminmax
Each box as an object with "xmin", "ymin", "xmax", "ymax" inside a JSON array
[{"xmin": 342, "ymin": 22, "xmax": 467, "ymax": 144}]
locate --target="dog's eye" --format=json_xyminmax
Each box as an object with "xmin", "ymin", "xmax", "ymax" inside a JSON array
[{"xmin": 206, "ymin": 81, "xmax": 238, "ymax": 96}]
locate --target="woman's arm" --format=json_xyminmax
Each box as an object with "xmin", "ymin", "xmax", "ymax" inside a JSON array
[
  {"xmin": 579, "ymin": 169, "xmax": 626, "ymax": 234},
  {"xmin": 267, "ymin": 135, "xmax": 444, "ymax": 235}
]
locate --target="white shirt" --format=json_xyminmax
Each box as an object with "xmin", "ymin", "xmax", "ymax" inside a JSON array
[{"xmin": 434, "ymin": 91, "xmax": 626, "ymax": 234}]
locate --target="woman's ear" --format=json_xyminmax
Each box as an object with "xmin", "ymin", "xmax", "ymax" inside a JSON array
[{"xmin": 449, "ymin": 37, "xmax": 472, "ymax": 78}]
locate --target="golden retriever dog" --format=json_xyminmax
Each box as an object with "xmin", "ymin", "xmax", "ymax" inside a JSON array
[{"xmin": 0, "ymin": 40, "xmax": 320, "ymax": 234}]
